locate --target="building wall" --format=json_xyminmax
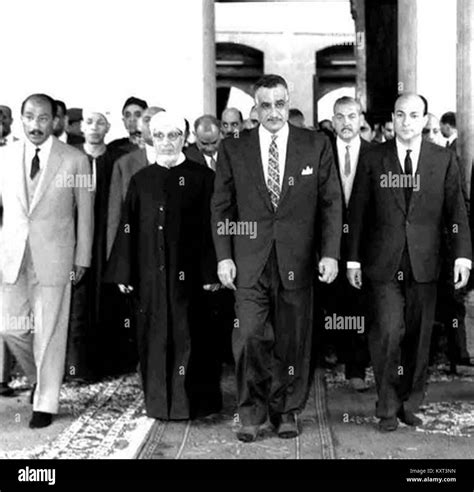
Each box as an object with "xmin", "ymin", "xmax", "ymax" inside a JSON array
[{"xmin": 215, "ymin": 1, "xmax": 355, "ymax": 125}]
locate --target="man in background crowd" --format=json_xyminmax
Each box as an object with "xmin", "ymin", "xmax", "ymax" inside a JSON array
[{"xmin": 221, "ymin": 107, "xmax": 243, "ymax": 138}]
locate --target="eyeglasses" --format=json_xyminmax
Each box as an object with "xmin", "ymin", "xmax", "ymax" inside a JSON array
[{"xmin": 152, "ymin": 131, "xmax": 183, "ymax": 142}]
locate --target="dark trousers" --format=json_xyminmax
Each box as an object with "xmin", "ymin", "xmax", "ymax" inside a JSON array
[
  {"xmin": 320, "ymin": 272, "xmax": 369, "ymax": 379},
  {"xmin": 233, "ymin": 247, "xmax": 313, "ymax": 426},
  {"xmin": 366, "ymin": 250, "xmax": 437, "ymax": 419}
]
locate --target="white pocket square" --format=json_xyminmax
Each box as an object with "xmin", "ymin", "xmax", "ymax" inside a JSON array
[{"xmin": 301, "ymin": 166, "xmax": 313, "ymax": 176}]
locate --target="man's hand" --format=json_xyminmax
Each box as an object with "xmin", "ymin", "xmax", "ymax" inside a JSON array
[
  {"xmin": 217, "ymin": 259, "xmax": 237, "ymax": 290},
  {"xmin": 347, "ymin": 268, "xmax": 362, "ymax": 289},
  {"xmin": 454, "ymin": 264, "xmax": 470, "ymax": 290},
  {"xmin": 72, "ymin": 265, "xmax": 87, "ymax": 285},
  {"xmin": 318, "ymin": 257, "xmax": 338, "ymax": 284},
  {"xmin": 118, "ymin": 284, "xmax": 134, "ymax": 294},
  {"xmin": 203, "ymin": 283, "xmax": 221, "ymax": 292}
]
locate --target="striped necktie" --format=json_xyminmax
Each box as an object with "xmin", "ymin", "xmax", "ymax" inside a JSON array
[{"xmin": 267, "ymin": 135, "xmax": 280, "ymax": 209}]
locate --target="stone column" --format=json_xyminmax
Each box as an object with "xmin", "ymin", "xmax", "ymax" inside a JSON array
[
  {"xmin": 397, "ymin": 0, "xmax": 417, "ymax": 93},
  {"xmin": 351, "ymin": 0, "xmax": 367, "ymax": 110},
  {"xmin": 457, "ymin": 0, "xmax": 474, "ymax": 362},
  {"xmin": 457, "ymin": 0, "xmax": 474, "ymax": 196},
  {"xmin": 202, "ymin": 0, "xmax": 216, "ymax": 115}
]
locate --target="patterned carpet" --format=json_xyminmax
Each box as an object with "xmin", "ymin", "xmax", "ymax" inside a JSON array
[
  {"xmin": 325, "ymin": 364, "xmax": 474, "ymax": 438},
  {"xmin": 2, "ymin": 363, "xmax": 473, "ymax": 459}
]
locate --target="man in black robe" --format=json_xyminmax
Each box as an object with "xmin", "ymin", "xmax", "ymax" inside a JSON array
[
  {"xmin": 105, "ymin": 111, "xmax": 222, "ymax": 420},
  {"xmin": 66, "ymin": 109, "xmax": 137, "ymax": 380}
]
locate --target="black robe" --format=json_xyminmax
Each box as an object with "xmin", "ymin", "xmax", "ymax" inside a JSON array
[
  {"xmin": 66, "ymin": 147, "xmax": 137, "ymax": 380},
  {"xmin": 105, "ymin": 159, "xmax": 221, "ymax": 420}
]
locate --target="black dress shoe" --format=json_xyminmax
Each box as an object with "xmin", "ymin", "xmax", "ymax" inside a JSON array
[
  {"xmin": 236, "ymin": 425, "xmax": 259, "ymax": 443},
  {"xmin": 397, "ymin": 408, "xmax": 422, "ymax": 426},
  {"xmin": 30, "ymin": 384, "xmax": 36, "ymax": 404},
  {"xmin": 277, "ymin": 413, "xmax": 299, "ymax": 439},
  {"xmin": 29, "ymin": 411, "xmax": 53, "ymax": 429},
  {"xmin": 378, "ymin": 416, "xmax": 398, "ymax": 432},
  {"xmin": 0, "ymin": 383, "xmax": 15, "ymax": 397}
]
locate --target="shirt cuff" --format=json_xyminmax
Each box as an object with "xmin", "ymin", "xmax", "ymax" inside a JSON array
[
  {"xmin": 347, "ymin": 261, "xmax": 361, "ymax": 269},
  {"xmin": 455, "ymin": 258, "xmax": 472, "ymax": 269}
]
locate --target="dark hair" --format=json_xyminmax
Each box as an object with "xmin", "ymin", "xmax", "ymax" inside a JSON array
[
  {"xmin": 194, "ymin": 114, "xmax": 220, "ymax": 132},
  {"xmin": 0, "ymin": 105, "xmax": 12, "ymax": 119},
  {"xmin": 289, "ymin": 108, "xmax": 304, "ymax": 118},
  {"xmin": 122, "ymin": 96, "xmax": 148, "ymax": 114},
  {"xmin": 419, "ymin": 95, "xmax": 429, "ymax": 116},
  {"xmin": 55, "ymin": 100, "xmax": 67, "ymax": 116},
  {"xmin": 21, "ymin": 94, "xmax": 58, "ymax": 117},
  {"xmin": 253, "ymin": 74, "xmax": 288, "ymax": 95},
  {"xmin": 440, "ymin": 111, "xmax": 456, "ymax": 127}
]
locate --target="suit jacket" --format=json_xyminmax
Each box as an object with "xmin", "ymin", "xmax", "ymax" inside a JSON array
[
  {"xmin": 211, "ymin": 125, "xmax": 343, "ymax": 290},
  {"xmin": 347, "ymin": 139, "xmax": 471, "ymax": 283},
  {"xmin": 106, "ymin": 147, "xmax": 148, "ymax": 258},
  {"xmin": 0, "ymin": 137, "xmax": 94, "ymax": 286},
  {"xmin": 185, "ymin": 143, "xmax": 208, "ymax": 168}
]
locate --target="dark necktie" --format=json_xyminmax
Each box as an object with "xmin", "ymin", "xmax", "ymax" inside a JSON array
[
  {"xmin": 30, "ymin": 148, "xmax": 40, "ymax": 180},
  {"xmin": 445, "ymin": 141, "xmax": 450, "ymax": 148},
  {"xmin": 344, "ymin": 145, "xmax": 351, "ymax": 177},
  {"xmin": 404, "ymin": 149, "xmax": 413, "ymax": 205}
]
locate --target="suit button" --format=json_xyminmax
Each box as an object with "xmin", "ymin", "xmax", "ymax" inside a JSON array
[
  {"xmin": 159, "ymin": 266, "xmax": 165, "ymax": 272},
  {"xmin": 406, "ymin": 221, "xmax": 410, "ymax": 226},
  {"xmin": 159, "ymin": 206, "xmax": 164, "ymax": 212},
  {"xmin": 158, "ymin": 225, "xmax": 163, "ymax": 230}
]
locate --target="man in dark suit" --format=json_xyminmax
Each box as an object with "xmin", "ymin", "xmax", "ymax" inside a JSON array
[
  {"xmin": 440, "ymin": 111, "xmax": 458, "ymax": 154},
  {"xmin": 320, "ymin": 96, "xmax": 372, "ymax": 391},
  {"xmin": 347, "ymin": 93, "xmax": 471, "ymax": 432},
  {"xmin": 185, "ymin": 115, "xmax": 221, "ymax": 170},
  {"xmin": 212, "ymin": 74, "xmax": 343, "ymax": 442}
]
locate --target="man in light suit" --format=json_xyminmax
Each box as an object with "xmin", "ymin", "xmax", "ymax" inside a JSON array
[
  {"xmin": 212, "ymin": 74, "xmax": 342, "ymax": 442},
  {"xmin": 0, "ymin": 94, "xmax": 93, "ymax": 428},
  {"xmin": 347, "ymin": 93, "xmax": 471, "ymax": 431}
]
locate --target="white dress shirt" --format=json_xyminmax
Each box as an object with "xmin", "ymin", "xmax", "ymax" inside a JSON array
[
  {"xmin": 348, "ymin": 136, "xmax": 471, "ymax": 270},
  {"xmin": 24, "ymin": 135, "xmax": 53, "ymax": 181},
  {"xmin": 259, "ymin": 123, "xmax": 289, "ymax": 184},
  {"xmin": 204, "ymin": 152, "xmax": 218, "ymax": 170},
  {"xmin": 336, "ymin": 135, "xmax": 361, "ymax": 206}
]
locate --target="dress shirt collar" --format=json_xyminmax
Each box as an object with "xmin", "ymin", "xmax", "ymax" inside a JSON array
[
  {"xmin": 336, "ymin": 135, "xmax": 361, "ymax": 153},
  {"xmin": 258, "ymin": 122, "xmax": 289, "ymax": 145},
  {"xmin": 446, "ymin": 132, "xmax": 457, "ymax": 146},
  {"xmin": 24, "ymin": 135, "xmax": 53, "ymax": 168},
  {"xmin": 395, "ymin": 135, "xmax": 422, "ymax": 173}
]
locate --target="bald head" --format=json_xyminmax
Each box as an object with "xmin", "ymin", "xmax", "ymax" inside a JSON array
[
  {"xmin": 422, "ymin": 113, "xmax": 442, "ymax": 145},
  {"xmin": 221, "ymin": 107, "xmax": 243, "ymax": 137},
  {"xmin": 393, "ymin": 93, "xmax": 428, "ymax": 145},
  {"xmin": 195, "ymin": 114, "xmax": 221, "ymax": 157},
  {"xmin": 138, "ymin": 106, "xmax": 165, "ymax": 146}
]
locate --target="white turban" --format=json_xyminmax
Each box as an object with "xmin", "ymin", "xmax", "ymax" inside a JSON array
[
  {"xmin": 81, "ymin": 108, "xmax": 110, "ymax": 123},
  {"xmin": 149, "ymin": 110, "xmax": 186, "ymax": 135}
]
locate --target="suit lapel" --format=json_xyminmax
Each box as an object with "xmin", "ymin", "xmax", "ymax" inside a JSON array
[
  {"xmin": 382, "ymin": 140, "xmax": 407, "ymax": 215},
  {"xmin": 30, "ymin": 138, "xmax": 63, "ymax": 213},
  {"xmin": 14, "ymin": 142, "xmax": 29, "ymax": 214},
  {"xmin": 278, "ymin": 126, "xmax": 304, "ymax": 206},
  {"xmin": 408, "ymin": 140, "xmax": 433, "ymax": 214},
  {"xmin": 246, "ymin": 129, "xmax": 273, "ymax": 211}
]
